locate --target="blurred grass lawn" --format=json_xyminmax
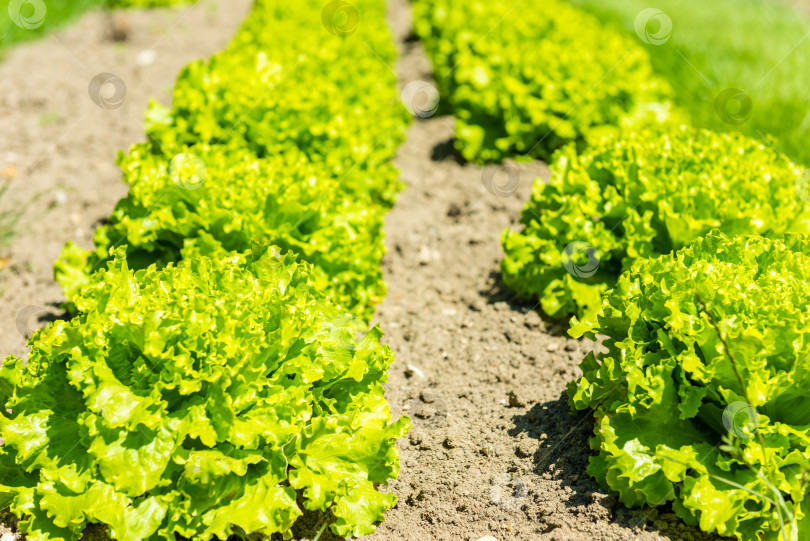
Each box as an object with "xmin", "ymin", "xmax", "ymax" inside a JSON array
[
  {"xmin": 566, "ymin": 0, "xmax": 810, "ymax": 165},
  {"xmin": 0, "ymin": 0, "xmax": 103, "ymax": 53}
]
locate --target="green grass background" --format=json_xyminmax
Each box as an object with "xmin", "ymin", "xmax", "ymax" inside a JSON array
[
  {"xmin": 566, "ymin": 0, "xmax": 810, "ymax": 165},
  {"xmin": 0, "ymin": 0, "xmax": 192, "ymax": 58},
  {"xmin": 0, "ymin": 1, "xmax": 105, "ymax": 52}
]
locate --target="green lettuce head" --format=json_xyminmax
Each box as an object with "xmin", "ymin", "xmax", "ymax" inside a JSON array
[
  {"xmin": 568, "ymin": 231, "xmax": 810, "ymax": 540},
  {"xmin": 502, "ymin": 124, "xmax": 810, "ymax": 321},
  {"xmin": 2, "ymin": 245, "xmax": 409, "ymax": 540}
]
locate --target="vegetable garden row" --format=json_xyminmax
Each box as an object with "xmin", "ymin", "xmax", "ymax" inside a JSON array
[
  {"xmin": 1, "ymin": 0, "xmax": 809, "ymax": 539},
  {"xmin": 414, "ymin": 0, "xmax": 810, "ymax": 539},
  {"xmin": 2, "ymin": 0, "xmax": 410, "ymax": 539}
]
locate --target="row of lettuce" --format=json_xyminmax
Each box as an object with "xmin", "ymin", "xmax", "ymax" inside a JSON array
[
  {"xmin": 0, "ymin": 1, "xmax": 412, "ymax": 540},
  {"xmin": 414, "ymin": 0, "xmax": 810, "ymax": 539}
]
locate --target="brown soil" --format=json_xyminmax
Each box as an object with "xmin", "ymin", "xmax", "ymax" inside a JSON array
[
  {"xmin": 0, "ymin": 0, "xmax": 253, "ymax": 358},
  {"xmin": 0, "ymin": 1, "xmax": 722, "ymax": 540}
]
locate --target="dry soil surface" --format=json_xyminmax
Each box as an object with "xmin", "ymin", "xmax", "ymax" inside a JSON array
[
  {"xmin": 356, "ymin": 2, "xmax": 721, "ymax": 540},
  {"xmin": 0, "ymin": 1, "xmax": 722, "ymax": 540},
  {"xmin": 0, "ymin": 0, "xmax": 252, "ymax": 358}
]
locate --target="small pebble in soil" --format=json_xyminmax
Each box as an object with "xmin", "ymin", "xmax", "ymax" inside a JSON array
[
  {"xmin": 476, "ymin": 536, "xmax": 498, "ymax": 541},
  {"xmin": 52, "ymin": 190, "xmax": 68, "ymax": 206},
  {"xmin": 405, "ymin": 363, "xmax": 424, "ymax": 379},
  {"xmin": 136, "ymin": 50, "xmax": 157, "ymax": 67},
  {"xmin": 417, "ymin": 245, "xmax": 440, "ymax": 265},
  {"xmin": 420, "ymin": 390, "xmax": 438, "ymax": 403},
  {"xmin": 523, "ymin": 310, "xmax": 543, "ymax": 330},
  {"xmin": 515, "ymin": 440, "xmax": 534, "ymax": 458},
  {"xmin": 507, "ymin": 390, "xmax": 525, "ymax": 408},
  {"xmin": 415, "ymin": 406, "xmax": 436, "ymax": 419}
]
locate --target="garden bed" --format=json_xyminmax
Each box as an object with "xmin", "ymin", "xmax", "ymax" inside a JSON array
[{"xmin": 0, "ymin": 0, "xmax": 741, "ymax": 539}]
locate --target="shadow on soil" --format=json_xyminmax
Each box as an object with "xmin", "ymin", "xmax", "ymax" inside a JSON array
[
  {"xmin": 430, "ymin": 137, "xmax": 466, "ymax": 164},
  {"xmin": 481, "ymin": 269, "xmax": 568, "ymax": 336},
  {"xmin": 510, "ymin": 394, "xmax": 722, "ymax": 540}
]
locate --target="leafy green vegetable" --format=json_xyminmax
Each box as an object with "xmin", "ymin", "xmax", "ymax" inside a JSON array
[
  {"xmin": 55, "ymin": 0, "xmax": 409, "ymax": 320},
  {"xmin": 14, "ymin": 0, "xmax": 411, "ymax": 538},
  {"xmin": 148, "ymin": 0, "xmax": 408, "ymax": 185},
  {"xmin": 2, "ymin": 246, "xmax": 409, "ymax": 540},
  {"xmin": 56, "ymin": 145, "xmax": 393, "ymax": 320},
  {"xmin": 411, "ymin": 0, "xmax": 676, "ymax": 163},
  {"xmin": 501, "ymin": 124, "xmax": 810, "ymax": 321},
  {"xmin": 568, "ymin": 231, "xmax": 810, "ymax": 540}
]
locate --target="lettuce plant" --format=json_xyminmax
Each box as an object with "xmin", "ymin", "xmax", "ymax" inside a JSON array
[
  {"xmin": 412, "ymin": 0, "xmax": 675, "ymax": 163},
  {"xmin": 55, "ymin": 0, "xmax": 409, "ymax": 320},
  {"xmin": 568, "ymin": 231, "xmax": 810, "ymax": 540},
  {"xmin": 56, "ymin": 145, "xmax": 393, "ymax": 320},
  {"xmin": 145, "ymin": 0, "xmax": 409, "ymax": 189},
  {"xmin": 2, "ymin": 246, "xmax": 409, "ymax": 540},
  {"xmin": 501, "ymin": 124, "xmax": 810, "ymax": 321}
]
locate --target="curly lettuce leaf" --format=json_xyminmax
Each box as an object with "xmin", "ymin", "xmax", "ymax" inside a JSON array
[
  {"xmin": 4, "ymin": 248, "xmax": 409, "ymax": 540},
  {"xmin": 412, "ymin": 0, "xmax": 677, "ymax": 163},
  {"xmin": 568, "ymin": 231, "xmax": 810, "ymax": 540},
  {"xmin": 502, "ymin": 125, "xmax": 810, "ymax": 321}
]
